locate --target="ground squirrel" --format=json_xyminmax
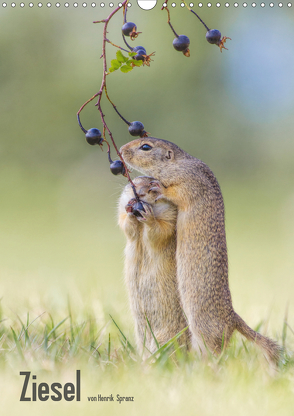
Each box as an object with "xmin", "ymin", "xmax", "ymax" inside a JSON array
[
  {"xmin": 120, "ymin": 138, "xmax": 282, "ymax": 364},
  {"xmin": 118, "ymin": 176, "xmax": 190, "ymax": 355}
]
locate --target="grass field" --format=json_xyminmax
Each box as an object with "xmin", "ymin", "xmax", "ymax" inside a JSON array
[{"xmin": 0, "ymin": 295, "xmax": 294, "ymax": 416}]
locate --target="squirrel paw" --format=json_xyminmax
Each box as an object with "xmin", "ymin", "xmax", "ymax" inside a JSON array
[
  {"xmin": 135, "ymin": 202, "xmax": 154, "ymax": 223},
  {"xmin": 125, "ymin": 199, "xmax": 138, "ymax": 220},
  {"xmin": 148, "ymin": 180, "xmax": 166, "ymax": 201}
]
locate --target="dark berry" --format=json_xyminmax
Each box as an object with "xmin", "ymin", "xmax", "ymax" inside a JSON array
[
  {"xmin": 85, "ymin": 128, "xmax": 103, "ymax": 145},
  {"xmin": 133, "ymin": 49, "xmax": 146, "ymax": 61},
  {"xmin": 206, "ymin": 29, "xmax": 222, "ymax": 45},
  {"xmin": 110, "ymin": 160, "xmax": 126, "ymax": 175},
  {"xmin": 132, "ymin": 201, "xmax": 145, "ymax": 217},
  {"xmin": 122, "ymin": 22, "xmax": 137, "ymax": 37},
  {"xmin": 132, "ymin": 46, "xmax": 146, "ymax": 54},
  {"xmin": 172, "ymin": 35, "xmax": 190, "ymax": 52},
  {"xmin": 128, "ymin": 121, "xmax": 145, "ymax": 137}
]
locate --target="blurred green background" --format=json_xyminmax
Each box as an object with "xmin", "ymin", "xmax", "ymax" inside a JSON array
[{"xmin": 0, "ymin": 0, "xmax": 294, "ymax": 383}]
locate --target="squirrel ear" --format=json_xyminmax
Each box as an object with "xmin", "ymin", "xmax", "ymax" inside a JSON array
[{"xmin": 166, "ymin": 150, "xmax": 174, "ymax": 160}]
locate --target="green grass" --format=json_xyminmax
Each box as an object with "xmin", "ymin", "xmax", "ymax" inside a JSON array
[{"xmin": 1, "ymin": 295, "xmax": 294, "ymax": 416}]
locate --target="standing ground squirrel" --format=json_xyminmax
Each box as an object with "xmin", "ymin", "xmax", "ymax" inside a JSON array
[
  {"xmin": 120, "ymin": 138, "xmax": 282, "ymax": 365},
  {"xmin": 118, "ymin": 176, "xmax": 190, "ymax": 355}
]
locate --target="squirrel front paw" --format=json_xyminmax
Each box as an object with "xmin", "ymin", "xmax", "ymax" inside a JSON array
[
  {"xmin": 135, "ymin": 201, "xmax": 154, "ymax": 223},
  {"xmin": 125, "ymin": 198, "xmax": 139, "ymax": 220},
  {"xmin": 148, "ymin": 180, "xmax": 166, "ymax": 201},
  {"xmin": 125, "ymin": 198, "xmax": 152, "ymax": 222}
]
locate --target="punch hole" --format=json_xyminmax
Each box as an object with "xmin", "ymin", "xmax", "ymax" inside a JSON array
[{"xmin": 137, "ymin": 0, "xmax": 157, "ymax": 9}]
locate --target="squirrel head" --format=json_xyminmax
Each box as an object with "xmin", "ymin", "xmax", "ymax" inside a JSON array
[{"xmin": 120, "ymin": 137, "xmax": 187, "ymax": 186}]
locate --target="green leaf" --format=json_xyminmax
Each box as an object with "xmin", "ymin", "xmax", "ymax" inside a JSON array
[
  {"xmin": 120, "ymin": 65, "xmax": 133, "ymax": 73},
  {"xmin": 116, "ymin": 50, "xmax": 128, "ymax": 63},
  {"xmin": 130, "ymin": 59, "xmax": 143, "ymax": 67},
  {"xmin": 110, "ymin": 59, "xmax": 121, "ymax": 70},
  {"xmin": 128, "ymin": 51, "xmax": 136, "ymax": 57}
]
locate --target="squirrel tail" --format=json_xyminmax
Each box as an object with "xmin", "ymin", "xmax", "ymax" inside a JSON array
[{"xmin": 234, "ymin": 313, "xmax": 282, "ymax": 365}]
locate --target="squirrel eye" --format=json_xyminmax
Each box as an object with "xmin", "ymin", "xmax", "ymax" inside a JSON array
[{"xmin": 140, "ymin": 144, "xmax": 152, "ymax": 151}]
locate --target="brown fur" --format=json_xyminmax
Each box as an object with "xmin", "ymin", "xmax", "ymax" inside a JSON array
[
  {"xmin": 120, "ymin": 138, "xmax": 282, "ymax": 365},
  {"xmin": 118, "ymin": 176, "xmax": 190, "ymax": 356}
]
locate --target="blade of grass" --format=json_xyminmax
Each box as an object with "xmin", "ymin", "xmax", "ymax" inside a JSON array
[
  {"xmin": 216, "ymin": 330, "xmax": 227, "ymax": 364},
  {"xmin": 242, "ymin": 338, "xmax": 249, "ymax": 354},
  {"xmin": 18, "ymin": 312, "xmax": 46, "ymax": 341},
  {"xmin": 46, "ymin": 317, "xmax": 68, "ymax": 341},
  {"xmin": 11, "ymin": 327, "xmax": 26, "ymax": 362},
  {"xmin": 145, "ymin": 326, "xmax": 189, "ymax": 364},
  {"xmin": 145, "ymin": 315, "xmax": 160, "ymax": 350},
  {"xmin": 109, "ymin": 314, "xmax": 136, "ymax": 354}
]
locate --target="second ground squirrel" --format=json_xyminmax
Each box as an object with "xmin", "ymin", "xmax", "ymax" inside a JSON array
[
  {"xmin": 118, "ymin": 176, "xmax": 189, "ymax": 355},
  {"xmin": 120, "ymin": 138, "xmax": 282, "ymax": 364}
]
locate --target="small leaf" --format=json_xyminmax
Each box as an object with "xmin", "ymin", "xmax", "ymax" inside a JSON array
[
  {"xmin": 128, "ymin": 52, "xmax": 136, "ymax": 57},
  {"xmin": 116, "ymin": 50, "xmax": 128, "ymax": 63},
  {"xmin": 130, "ymin": 59, "xmax": 143, "ymax": 67},
  {"xmin": 120, "ymin": 65, "xmax": 133, "ymax": 73},
  {"xmin": 110, "ymin": 59, "xmax": 121, "ymax": 70}
]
